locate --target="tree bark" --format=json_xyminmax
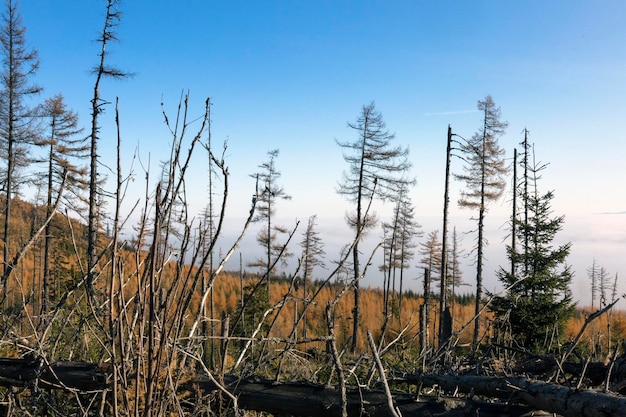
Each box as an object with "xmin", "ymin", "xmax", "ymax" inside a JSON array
[
  {"xmin": 0, "ymin": 358, "xmax": 108, "ymax": 391},
  {"xmin": 406, "ymin": 372, "xmax": 626, "ymax": 417},
  {"xmin": 193, "ymin": 374, "xmax": 539, "ymax": 417},
  {"xmin": 3, "ymin": 356, "xmax": 623, "ymax": 417}
]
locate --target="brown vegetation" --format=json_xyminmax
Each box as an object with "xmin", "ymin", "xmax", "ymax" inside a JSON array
[
  {"xmin": 0, "ymin": 3, "xmax": 620, "ymax": 414},
  {"xmin": 0, "ymin": 192, "xmax": 625, "ymax": 416}
]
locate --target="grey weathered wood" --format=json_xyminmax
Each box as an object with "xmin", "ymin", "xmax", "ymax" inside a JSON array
[
  {"xmin": 193, "ymin": 374, "xmax": 539, "ymax": 417},
  {"xmin": 408, "ymin": 373, "xmax": 626, "ymax": 417}
]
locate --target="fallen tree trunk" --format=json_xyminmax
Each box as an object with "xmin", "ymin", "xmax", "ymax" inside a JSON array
[
  {"xmin": 512, "ymin": 353, "xmax": 626, "ymax": 391},
  {"xmin": 405, "ymin": 373, "xmax": 626, "ymax": 417},
  {"xmin": 39, "ymin": 361, "xmax": 108, "ymax": 391},
  {"xmin": 0, "ymin": 358, "xmax": 108, "ymax": 391},
  {"xmin": 3, "ymin": 355, "xmax": 622, "ymax": 417},
  {"xmin": 193, "ymin": 374, "xmax": 542, "ymax": 417}
]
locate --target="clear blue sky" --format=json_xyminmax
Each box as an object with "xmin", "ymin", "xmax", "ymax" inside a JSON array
[{"xmin": 19, "ymin": 1, "xmax": 626, "ymax": 304}]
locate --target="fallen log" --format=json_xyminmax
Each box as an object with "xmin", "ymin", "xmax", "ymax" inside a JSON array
[
  {"xmin": 0, "ymin": 358, "xmax": 108, "ymax": 391},
  {"xmin": 512, "ymin": 354, "xmax": 626, "ymax": 390},
  {"xmin": 404, "ymin": 373, "xmax": 626, "ymax": 417},
  {"xmin": 39, "ymin": 361, "xmax": 108, "ymax": 391},
  {"xmin": 0, "ymin": 358, "xmax": 42, "ymax": 386},
  {"xmin": 193, "ymin": 374, "xmax": 542, "ymax": 417}
]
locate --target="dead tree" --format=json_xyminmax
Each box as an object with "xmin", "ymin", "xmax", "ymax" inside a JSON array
[
  {"xmin": 408, "ymin": 372, "xmax": 626, "ymax": 417},
  {"xmin": 193, "ymin": 374, "xmax": 546, "ymax": 417}
]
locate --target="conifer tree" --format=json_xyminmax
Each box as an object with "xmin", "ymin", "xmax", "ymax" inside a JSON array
[
  {"xmin": 455, "ymin": 95, "xmax": 508, "ymax": 346},
  {"xmin": 300, "ymin": 214, "xmax": 325, "ymax": 286},
  {"xmin": 337, "ymin": 101, "xmax": 412, "ymax": 351},
  {"xmin": 88, "ymin": 0, "xmax": 129, "ymax": 292},
  {"xmin": 37, "ymin": 95, "xmax": 86, "ymax": 316},
  {"xmin": 0, "ymin": 0, "xmax": 41, "ymax": 279},
  {"xmin": 248, "ymin": 149, "xmax": 292, "ymax": 296},
  {"xmin": 491, "ymin": 149, "xmax": 575, "ymax": 351},
  {"xmin": 419, "ymin": 230, "xmax": 441, "ymax": 346},
  {"xmin": 37, "ymin": 95, "xmax": 87, "ymax": 210},
  {"xmin": 380, "ymin": 183, "xmax": 420, "ymax": 316},
  {"xmin": 419, "ymin": 230, "xmax": 442, "ymax": 290},
  {"xmin": 447, "ymin": 227, "xmax": 466, "ymax": 301},
  {"xmin": 598, "ymin": 266, "xmax": 611, "ymax": 308},
  {"xmin": 299, "ymin": 214, "xmax": 325, "ymax": 338},
  {"xmin": 587, "ymin": 258, "xmax": 599, "ymax": 309}
]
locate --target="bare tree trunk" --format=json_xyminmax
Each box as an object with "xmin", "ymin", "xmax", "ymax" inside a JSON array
[
  {"xmin": 326, "ymin": 303, "xmax": 348, "ymax": 417},
  {"xmin": 439, "ymin": 124, "xmax": 452, "ymax": 346},
  {"xmin": 88, "ymin": 0, "xmax": 128, "ymax": 293},
  {"xmin": 351, "ymin": 239, "xmax": 361, "ymax": 352},
  {"xmin": 473, "ymin": 204, "xmax": 485, "ymax": 347},
  {"xmin": 422, "ymin": 267, "xmax": 431, "ymax": 351},
  {"xmin": 511, "ymin": 148, "xmax": 517, "ymax": 278}
]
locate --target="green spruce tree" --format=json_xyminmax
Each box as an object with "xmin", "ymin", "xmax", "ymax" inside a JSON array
[{"xmin": 492, "ymin": 145, "xmax": 575, "ymax": 352}]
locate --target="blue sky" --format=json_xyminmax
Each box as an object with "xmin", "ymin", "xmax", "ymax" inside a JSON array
[{"xmin": 18, "ymin": 1, "xmax": 626, "ymax": 304}]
